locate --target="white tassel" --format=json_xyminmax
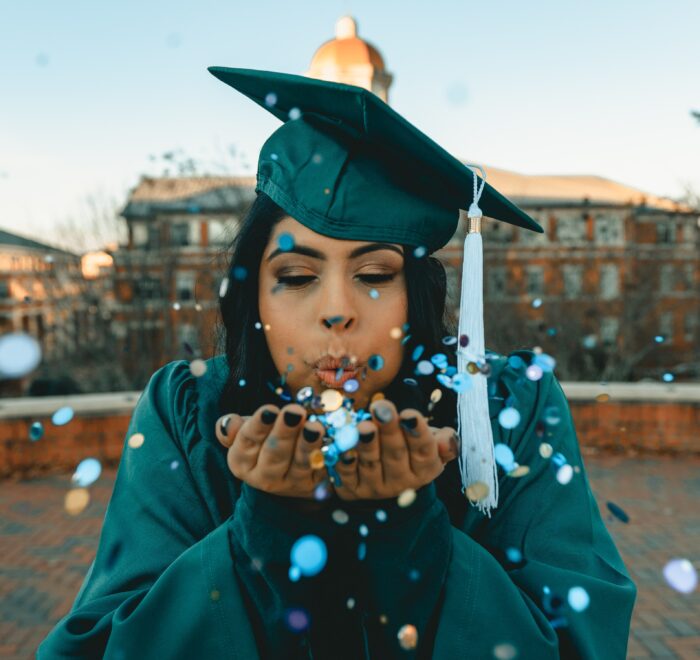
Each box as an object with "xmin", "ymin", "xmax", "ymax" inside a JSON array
[{"xmin": 456, "ymin": 168, "xmax": 498, "ymax": 516}]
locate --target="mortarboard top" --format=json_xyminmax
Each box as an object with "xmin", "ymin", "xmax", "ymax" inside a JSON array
[{"xmin": 208, "ymin": 66, "xmax": 543, "ymax": 252}]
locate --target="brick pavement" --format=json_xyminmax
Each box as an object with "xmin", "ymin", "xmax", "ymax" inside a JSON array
[{"xmin": 0, "ymin": 455, "xmax": 698, "ymax": 659}]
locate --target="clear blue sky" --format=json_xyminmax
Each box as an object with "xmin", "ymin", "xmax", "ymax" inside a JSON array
[{"xmin": 1, "ymin": 0, "xmax": 698, "ymax": 247}]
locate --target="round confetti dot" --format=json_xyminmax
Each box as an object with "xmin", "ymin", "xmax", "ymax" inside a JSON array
[
  {"xmin": 170, "ymin": 460, "xmax": 179, "ymax": 470},
  {"xmin": 52, "ymin": 406, "xmax": 74, "ymax": 426},
  {"xmin": 128, "ymin": 433, "xmax": 145, "ymax": 449},
  {"xmin": 346, "ymin": 597, "xmax": 356, "ymax": 609},
  {"xmin": 359, "ymin": 524, "xmax": 369, "ymax": 537},
  {"xmin": 654, "ymin": 335, "xmax": 665, "ymax": 344},
  {"xmin": 450, "ymin": 373, "xmax": 471, "ymax": 393},
  {"xmin": 65, "ymin": 488, "xmax": 90, "ymax": 515},
  {"xmin": 189, "ymin": 359, "xmax": 207, "ymax": 377},
  {"xmin": 459, "ymin": 334, "xmax": 469, "ymax": 348},
  {"xmin": 296, "ymin": 386, "xmax": 314, "ymax": 402},
  {"xmin": 663, "ymin": 558, "xmax": 697, "ymax": 594},
  {"xmin": 441, "ymin": 335, "xmax": 457, "ymax": 345},
  {"xmin": 397, "ymin": 489, "xmax": 416, "ymax": 508},
  {"xmin": 526, "ymin": 365, "xmax": 543, "ymax": 381},
  {"xmin": 538, "ymin": 442, "xmax": 553, "ymax": 458},
  {"xmin": 368, "ymin": 354, "xmax": 384, "ymax": 371},
  {"xmin": 369, "ymin": 288, "xmax": 379, "ymax": 299},
  {"xmin": 595, "ymin": 392, "xmax": 611, "ymax": 403},
  {"xmin": 498, "ymin": 407, "xmax": 521, "ymax": 430},
  {"xmin": 358, "ymin": 542, "xmax": 367, "ymax": 560},
  {"xmin": 532, "ymin": 297, "xmax": 543, "ymax": 308},
  {"xmin": 320, "ymin": 389, "xmax": 343, "ymax": 412},
  {"xmin": 314, "ymin": 482, "xmax": 330, "ymax": 500},
  {"xmin": 264, "ymin": 92, "xmax": 277, "ymax": 107},
  {"xmin": 72, "ymin": 458, "xmax": 102, "ymax": 487},
  {"xmin": 408, "ymin": 568, "xmax": 421, "ymax": 581},
  {"xmin": 507, "ymin": 464, "xmax": 530, "ymax": 478},
  {"xmin": 466, "ymin": 361, "xmax": 480, "ymax": 375},
  {"xmin": 232, "ymin": 265, "xmax": 247, "ymax": 280},
  {"xmin": 210, "ymin": 589, "xmax": 220, "ymax": 601},
  {"xmin": 493, "ymin": 642, "xmax": 518, "ymax": 659},
  {"xmin": 606, "ymin": 501, "xmax": 630, "ymax": 523},
  {"xmin": 412, "ymin": 345, "xmax": 424, "ymax": 361},
  {"xmin": 582, "ymin": 335, "xmax": 597, "ymax": 349},
  {"xmin": 332, "ymin": 509, "xmax": 349, "ymax": 525},
  {"xmin": 277, "ymin": 233, "xmax": 294, "ymax": 251},
  {"xmin": 494, "ymin": 443, "xmax": 515, "ymax": 470},
  {"xmin": 288, "ymin": 107, "xmax": 301, "ymax": 120},
  {"xmin": 567, "ymin": 586, "xmax": 590, "ymax": 612},
  {"xmin": 556, "ymin": 464, "xmax": 574, "ymax": 485},
  {"xmin": 389, "ymin": 327, "xmax": 402, "ymax": 339},
  {"xmin": 413, "ymin": 246, "xmax": 427, "ymax": 258},
  {"xmin": 284, "ymin": 607, "xmax": 310, "ymax": 633},
  {"xmin": 375, "ymin": 509, "xmax": 387, "ymax": 522},
  {"xmin": 288, "ymin": 565, "xmax": 301, "ymax": 582},
  {"xmin": 343, "ymin": 378, "xmax": 359, "ymax": 393},
  {"xmin": 430, "ymin": 389, "xmax": 443, "ymax": 403},
  {"xmin": 29, "ymin": 422, "xmax": 44, "ymax": 442},
  {"xmin": 397, "ymin": 624, "xmax": 418, "ymax": 650},
  {"xmin": 270, "ymin": 153, "xmax": 279, "ymax": 161},
  {"xmin": 172, "ymin": 302, "xmax": 181, "ymax": 311},
  {"xmin": 534, "ymin": 353, "xmax": 556, "ymax": 372},
  {"xmin": 0, "ymin": 332, "xmax": 41, "ymax": 378},
  {"xmin": 312, "ymin": 153, "xmax": 323, "ymax": 164},
  {"xmin": 254, "ymin": 321, "xmax": 262, "ymax": 330},
  {"xmin": 379, "ymin": 614, "xmax": 388, "ymax": 624},
  {"xmin": 335, "ymin": 424, "xmax": 359, "ymax": 451},
  {"xmin": 431, "ymin": 353, "xmax": 448, "ymax": 368},
  {"xmin": 290, "ymin": 535, "xmax": 327, "ymax": 577},
  {"xmin": 543, "ymin": 405, "xmax": 562, "ymax": 426},
  {"xmin": 662, "ymin": 372, "xmax": 675, "ymax": 383},
  {"xmin": 465, "ymin": 481, "xmax": 489, "ymax": 502},
  {"xmin": 505, "ymin": 547, "xmax": 522, "ymax": 563},
  {"xmin": 310, "ymin": 449, "xmax": 325, "ymax": 470}
]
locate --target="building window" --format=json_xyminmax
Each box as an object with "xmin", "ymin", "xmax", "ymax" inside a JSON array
[
  {"xmin": 683, "ymin": 264, "xmax": 695, "ymax": 289},
  {"xmin": 593, "ymin": 215, "xmax": 624, "ymax": 245},
  {"xmin": 659, "ymin": 265, "xmax": 675, "ymax": 294},
  {"xmin": 519, "ymin": 215, "xmax": 549, "ymax": 245},
  {"xmin": 525, "ymin": 266, "xmax": 545, "ymax": 297},
  {"xmin": 684, "ymin": 312, "xmax": 697, "ymax": 341},
  {"xmin": 659, "ymin": 311, "xmax": 674, "ymax": 341},
  {"xmin": 556, "ymin": 215, "xmax": 586, "ymax": 243},
  {"xmin": 600, "ymin": 317, "xmax": 619, "ymax": 345},
  {"xmin": 171, "ymin": 223, "xmax": 190, "ymax": 247},
  {"xmin": 656, "ymin": 219, "xmax": 676, "ymax": 244},
  {"xmin": 563, "ymin": 264, "xmax": 583, "ymax": 299},
  {"xmin": 147, "ymin": 224, "xmax": 160, "ymax": 249},
  {"xmin": 175, "ymin": 271, "xmax": 196, "ymax": 301},
  {"xmin": 134, "ymin": 277, "xmax": 163, "ymax": 300},
  {"xmin": 132, "ymin": 223, "xmax": 148, "ymax": 247},
  {"xmin": 487, "ymin": 266, "xmax": 507, "ymax": 298},
  {"xmin": 0, "ymin": 281, "xmax": 9, "ymax": 298},
  {"xmin": 209, "ymin": 219, "xmax": 231, "ymax": 245},
  {"xmin": 177, "ymin": 323, "xmax": 199, "ymax": 352},
  {"xmin": 599, "ymin": 264, "xmax": 619, "ymax": 300}
]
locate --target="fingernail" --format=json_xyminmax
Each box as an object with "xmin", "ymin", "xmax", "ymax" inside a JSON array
[
  {"xmin": 261, "ymin": 409, "xmax": 278, "ymax": 425},
  {"xmin": 341, "ymin": 454, "xmax": 356, "ymax": 465},
  {"xmin": 303, "ymin": 427, "xmax": 320, "ymax": 443},
  {"xmin": 221, "ymin": 415, "xmax": 232, "ymax": 436},
  {"xmin": 359, "ymin": 430, "xmax": 375, "ymax": 443},
  {"xmin": 372, "ymin": 404, "xmax": 393, "ymax": 424},
  {"xmin": 283, "ymin": 411, "xmax": 302, "ymax": 427},
  {"xmin": 400, "ymin": 416, "xmax": 418, "ymax": 430}
]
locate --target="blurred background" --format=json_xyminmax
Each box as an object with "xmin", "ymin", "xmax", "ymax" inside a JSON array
[{"xmin": 1, "ymin": 1, "xmax": 698, "ymax": 658}]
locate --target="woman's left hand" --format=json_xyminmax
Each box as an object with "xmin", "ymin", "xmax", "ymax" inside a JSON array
[{"xmin": 332, "ymin": 399, "xmax": 459, "ymax": 501}]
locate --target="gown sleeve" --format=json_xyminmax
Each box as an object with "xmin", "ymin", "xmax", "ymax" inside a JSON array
[
  {"xmin": 37, "ymin": 361, "xmax": 260, "ymax": 659},
  {"xmin": 431, "ymin": 350, "xmax": 637, "ymax": 660}
]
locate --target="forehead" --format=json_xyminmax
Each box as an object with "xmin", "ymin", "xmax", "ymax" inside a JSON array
[{"xmin": 265, "ymin": 216, "xmax": 401, "ymax": 256}]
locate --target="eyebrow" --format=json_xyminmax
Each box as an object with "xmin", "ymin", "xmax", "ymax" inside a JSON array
[{"xmin": 266, "ymin": 242, "xmax": 404, "ymax": 262}]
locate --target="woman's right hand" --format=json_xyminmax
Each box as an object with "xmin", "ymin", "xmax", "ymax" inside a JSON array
[{"xmin": 215, "ymin": 403, "xmax": 326, "ymax": 499}]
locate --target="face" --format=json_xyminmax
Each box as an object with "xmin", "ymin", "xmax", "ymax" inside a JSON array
[{"xmin": 258, "ymin": 216, "xmax": 408, "ymax": 410}]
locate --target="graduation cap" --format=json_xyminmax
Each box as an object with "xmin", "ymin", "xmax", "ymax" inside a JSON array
[{"xmin": 208, "ymin": 66, "xmax": 543, "ymax": 515}]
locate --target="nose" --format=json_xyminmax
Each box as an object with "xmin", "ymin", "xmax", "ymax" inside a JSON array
[{"xmin": 318, "ymin": 277, "xmax": 356, "ymax": 332}]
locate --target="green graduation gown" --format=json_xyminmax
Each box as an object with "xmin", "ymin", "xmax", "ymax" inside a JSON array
[{"xmin": 38, "ymin": 350, "xmax": 636, "ymax": 659}]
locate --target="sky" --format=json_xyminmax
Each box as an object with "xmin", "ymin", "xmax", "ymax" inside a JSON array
[{"xmin": 2, "ymin": 0, "xmax": 699, "ymax": 250}]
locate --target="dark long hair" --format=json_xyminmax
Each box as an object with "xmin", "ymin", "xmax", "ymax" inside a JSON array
[{"xmin": 217, "ymin": 192, "xmax": 458, "ymax": 429}]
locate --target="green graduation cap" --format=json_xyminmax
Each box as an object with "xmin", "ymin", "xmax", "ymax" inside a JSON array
[{"xmin": 208, "ymin": 66, "xmax": 543, "ymax": 515}]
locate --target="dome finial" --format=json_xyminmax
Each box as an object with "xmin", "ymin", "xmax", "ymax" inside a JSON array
[{"xmin": 335, "ymin": 15, "xmax": 358, "ymax": 39}]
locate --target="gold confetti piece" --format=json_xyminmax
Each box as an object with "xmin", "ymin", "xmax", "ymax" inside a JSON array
[
  {"xmin": 465, "ymin": 481, "xmax": 489, "ymax": 502},
  {"xmin": 538, "ymin": 442, "xmax": 553, "ymax": 458},
  {"xmin": 310, "ymin": 449, "xmax": 325, "ymax": 470},
  {"xmin": 379, "ymin": 614, "xmax": 388, "ymax": 625},
  {"xmin": 507, "ymin": 465, "xmax": 531, "ymax": 478},
  {"xmin": 320, "ymin": 389, "xmax": 343, "ymax": 412},
  {"xmin": 189, "ymin": 359, "xmax": 207, "ymax": 377},
  {"xmin": 128, "ymin": 433, "xmax": 145, "ymax": 449},
  {"xmin": 264, "ymin": 323, "xmax": 271, "ymax": 331},
  {"xmin": 430, "ymin": 389, "xmax": 442, "ymax": 403},
  {"xmin": 210, "ymin": 589, "xmax": 220, "ymax": 601},
  {"xmin": 493, "ymin": 642, "xmax": 518, "ymax": 660},
  {"xmin": 397, "ymin": 488, "xmax": 416, "ymax": 508},
  {"xmin": 595, "ymin": 392, "xmax": 610, "ymax": 403},
  {"xmin": 467, "ymin": 362, "xmax": 479, "ymax": 375},
  {"xmin": 65, "ymin": 488, "xmax": 90, "ymax": 515},
  {"xmin": 389, "ymin": 327, "xmax": 402, "ymax": 339},
  {"xmin": 397, "ymin": 624, "xmax": 418, "ymax": 650}
]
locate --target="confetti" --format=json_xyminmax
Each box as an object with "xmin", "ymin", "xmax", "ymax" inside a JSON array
[
  {"xmin": 397, "ymin": 624, "xmax": 418, "ymax": 650},
  {"xmin": 538, "ymin": 442, "xmax": 553, "ymax": 458},
  {"xmin": 128, "ymin": 433, "xmax": 145, "ymax": 449},
  {"xmin": 189, "ymin": 359, "xmax": 207, "ymax": 377},
  {"xmin": 663, "ymin": 558, "xmax": 697, "ymax": 594},
  {"xmin": 52, "ymin": 406, "xmax": 74, "ymax": 426},
  {"xmin": 65, "ymin": 488, "xmax": 90, "ymax": 515},
  {"xmin": 567, "ymin": 586, "xmax": 590, "ymax": 612},
  {"xmin": 277, "ymin": 233, "xmax": 295, "ymax": 251},
  {"xmin": 284, "ymin": 608, "xmax": 310, "ymax": 633},
  {"xmin": 397, "ymin": 488, "xmax": 416, "ymax": 508},
  {"xmin": 493, "ymin": 642, "xmax": 518, "ymax": 659},
  {"xmin": 290, "ymin": 535, "xmax": 327, "ymax": 577},
  {"xmin": 413, "ymin": 246, "xmax": 427, "ymax": 258},
  {"xmin": 498, "ymin": 407, "xmax": 521, "ymax": 430},
  {"xmin": 332, "ymin": 509, "xmax": 349, "ymax": 525},
  {"xmin": 29, "ymin": 422, "xmax": 44, "ymax": 442},
  {"xmin": 368, "ymin": 354, "xmax": 384, "ymax": 371},
  {"xmin": 465, "ymin": 481, "xmax": 489, "ymax": 502},
  {"xmin": 72, "ymin": 458, "xmax": 102, "ymax": 487},
  {"xmin": 0, "ymin": 332, "xmax": 41, "ymax": 378},
  {"xmin": 606, "ymin": 501, "xmax": 630, "ymax": 523},
  {"xmin": 320, "ymin": 389, "xmax": 343, "ymax": 412}
]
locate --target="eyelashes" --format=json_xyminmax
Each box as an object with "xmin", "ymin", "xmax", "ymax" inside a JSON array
[{"xmin": 275, "ymin": 273, "xmax": 395, "ymax": 288}]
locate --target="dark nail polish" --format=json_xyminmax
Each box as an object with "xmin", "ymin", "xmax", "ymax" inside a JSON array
[
  {"xmin": 341, "ymin": 454, "xmax": 356, "ymax": 465},
  {"xmin": 221, "ymin": 415, "xmax": 232, "ymax": 436},
  {"xmin": 400, "ymin": 416, "xmax": 418, "ymax": 430},
  {"xmin": 303, "ymin": 427, "xmax": 320, "ymax": 443},
  {"xmin": 261, "ymin": 409, "xmax": 278, "ymax": 425},
  {"xmin": 373, "ymin": 405, "xmax": 393, "ymax": 424},
  {"xmin": 359, "ymin": 431, "xmax": 375, "ymax": 443},
  {"xmin": 283, "ymin": 411, "xmax": 302, "ymax": 427}
]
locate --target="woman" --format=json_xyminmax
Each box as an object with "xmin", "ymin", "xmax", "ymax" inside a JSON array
[{"xmin": 39, "ymin": 68, "xmax": 636, "ymax": 659}]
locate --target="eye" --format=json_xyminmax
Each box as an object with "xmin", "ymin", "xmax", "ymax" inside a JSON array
[
  {"xmin": 276, "ymin": 275, "xmax": 316, "ymax": 288},
  {"xmin": 357, "ymin": 273, "xmax": 395, "ymax": 284}
]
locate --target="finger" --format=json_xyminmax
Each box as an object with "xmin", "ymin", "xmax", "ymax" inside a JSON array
[
  {"xmin": 435, "ymin": 428, "xmax": 459, "ymax": 464},
  {"xmin": 370, "ymin": 400, "xmax": 412, "ymax": 486},
  {"xmin": 215, "ymin": 414, "xmax": 242, "ymax": 448},
  {"xmin": 354, "ymin": 420, "xmax": 381, "ymax": 491},
  {"xmin": 255, "ymin": 403, "xmax": 307, "ymax": 479},
  {"xmin": 230, "ymin": 405, "xmax": 279, "ymax": 474},
  {"xmin": 286, "ymin": 420, "xmax": 325, "ymax": 480},
  {"xmin": 398, "ymin": 409, "xmax": 442, "ymax": 479}
]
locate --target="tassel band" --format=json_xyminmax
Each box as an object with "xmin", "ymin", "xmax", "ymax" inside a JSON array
[{"xmin": 468, "ymin": 216, "xmax": 482, "ymax": 234}]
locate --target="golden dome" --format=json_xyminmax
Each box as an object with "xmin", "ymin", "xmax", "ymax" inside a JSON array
[{"xmin": 309, "ymin": 16, "xmax": 386, "ymax": 71}]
